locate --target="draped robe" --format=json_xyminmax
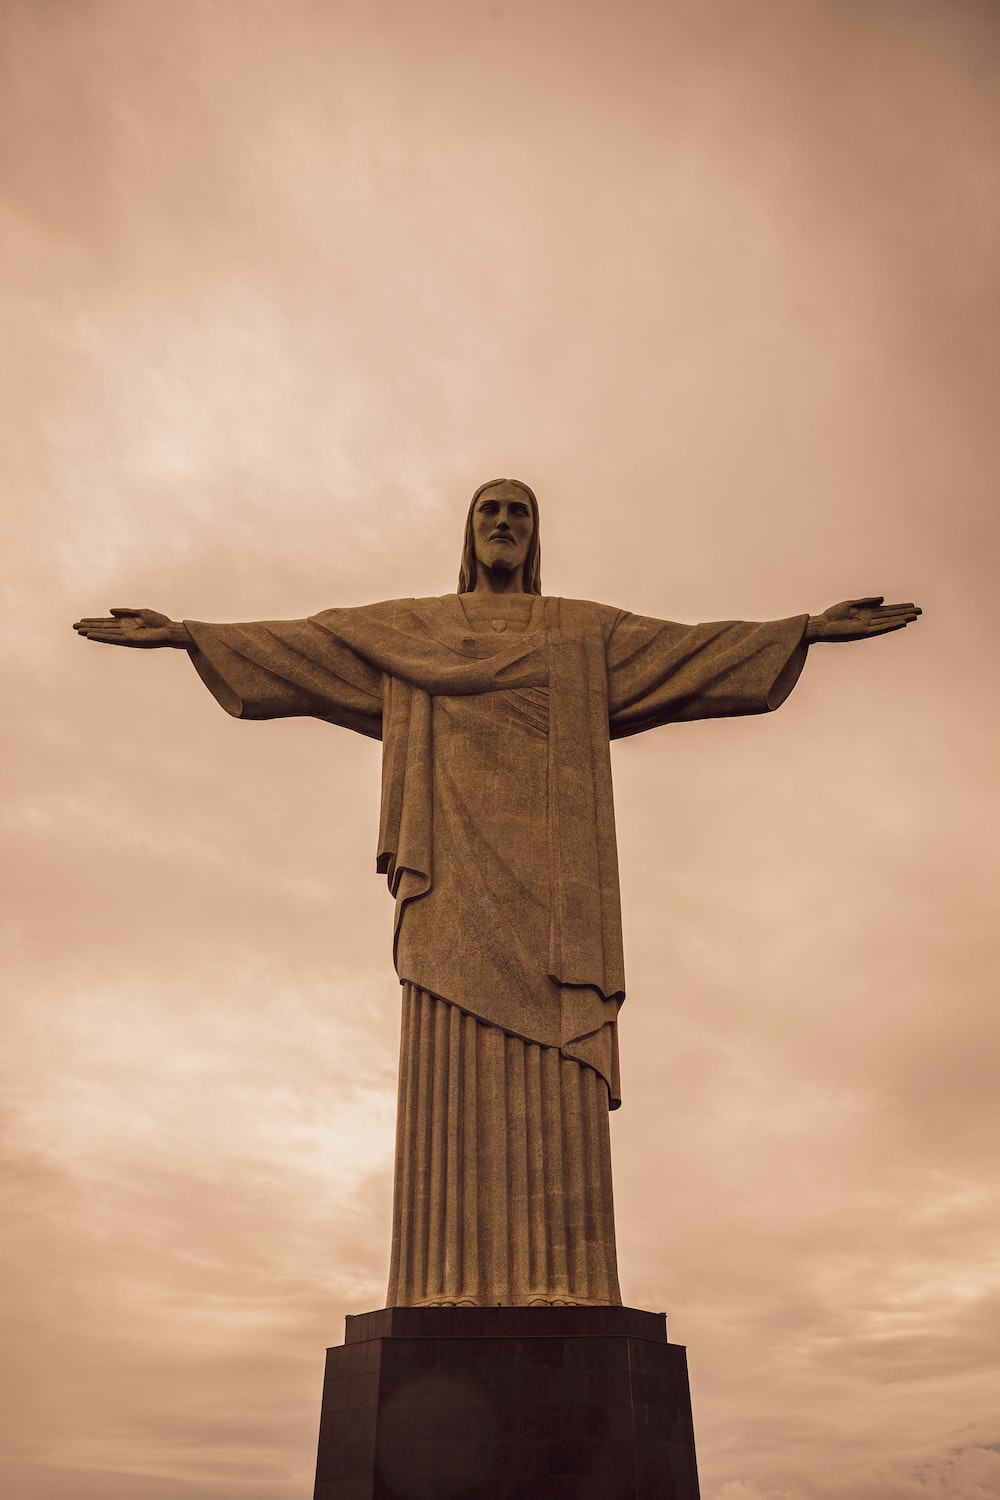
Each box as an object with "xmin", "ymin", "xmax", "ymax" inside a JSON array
[{"xmin": 184, "ymin": 594, "xmax": 809, "ymax": 1305}]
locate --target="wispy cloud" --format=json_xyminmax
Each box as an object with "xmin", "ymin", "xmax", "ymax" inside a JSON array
[{"xmin": 2, "ymin": 0, "xmax": 997, "ymax": 1495}]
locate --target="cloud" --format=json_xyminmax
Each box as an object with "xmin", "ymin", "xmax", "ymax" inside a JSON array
[
  {"xmin": 2, "ymin": 0, "xmax": 997, "ymax": 1495},
  {"xmin": 710, "ymin": 1443, "xmax": 1000, "ymax": 1500}
]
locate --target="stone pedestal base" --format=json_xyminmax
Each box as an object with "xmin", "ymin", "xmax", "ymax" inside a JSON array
[{"xmin": 312, "ymin": 1305, "xmax": 700, "ymax": 1500}]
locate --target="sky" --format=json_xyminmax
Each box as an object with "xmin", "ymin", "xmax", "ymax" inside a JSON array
[{"xmin": 1, "ymin": 0, "xmax": 998, "ymax": 1495}]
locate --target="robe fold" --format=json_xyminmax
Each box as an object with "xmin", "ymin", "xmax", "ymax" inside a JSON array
[{"xmin": 184, "ymin": 595, "xmax": 808, "ymax": 1304}]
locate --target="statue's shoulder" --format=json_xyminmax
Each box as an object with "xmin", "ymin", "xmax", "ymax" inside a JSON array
[
  {"xmin": 551, "ymin": 595, "xmax": 621, "ymax": 613},
  {"xmin": 548, "ymin": 596, "xmax": 628, "ymax": 636},
  {"xmin": 311, "ymin": 597, "xmax": 438, "ymax": 621}
]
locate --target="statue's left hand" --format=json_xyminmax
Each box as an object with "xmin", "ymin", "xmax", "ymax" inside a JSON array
[{"xmin": 806, "ymin": 597, "xmax": 922, "ymax": 643}]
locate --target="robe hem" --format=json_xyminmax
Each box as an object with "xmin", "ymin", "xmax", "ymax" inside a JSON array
[{"xmin": 395, "ymin": 975, "xmax": 617, "ymax": 1106}]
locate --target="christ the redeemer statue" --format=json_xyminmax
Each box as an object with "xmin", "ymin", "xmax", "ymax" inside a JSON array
[{"xmin": 74, "ymin": 478, "xmax": 920, "ymax": 1310}]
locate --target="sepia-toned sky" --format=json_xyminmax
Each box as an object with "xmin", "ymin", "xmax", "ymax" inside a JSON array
[{"xmin": 2, "ymin": 0, "xmax": 998, "ymax": 1496}]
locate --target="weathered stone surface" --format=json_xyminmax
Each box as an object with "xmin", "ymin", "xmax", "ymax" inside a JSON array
[{"xmin": 170, "ymin": 492, "xmax": 811, "ymax": 1306}]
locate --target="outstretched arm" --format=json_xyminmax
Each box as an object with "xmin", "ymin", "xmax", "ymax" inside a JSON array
[
  {"xmin": 75, "ymin": 608, "xmax": 385, "ymax": 736},
  {"xmin": 73, "ymin": 608, "xmax": 191, "ymax": 648},
  {"xmin": 805, "ymin": 597, "xmax": 921, "ymax": 643}
]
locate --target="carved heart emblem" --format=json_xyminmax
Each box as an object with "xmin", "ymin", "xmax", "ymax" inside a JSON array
[{"xmin": 490, "ymin": 619, "xmax": 508, "ymax": 633}]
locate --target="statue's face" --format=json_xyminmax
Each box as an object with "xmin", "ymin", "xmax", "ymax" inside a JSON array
[{"xmin": 472, "ymin": 481, "xmax": 534, "ymax": 580}]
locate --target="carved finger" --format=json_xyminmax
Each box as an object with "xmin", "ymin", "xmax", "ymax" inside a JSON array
[{"xmin": 110, "ymin": 607, "xmax": 145, "ymax": 617}]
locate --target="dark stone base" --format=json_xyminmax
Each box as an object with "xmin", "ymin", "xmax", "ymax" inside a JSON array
[{"xmin": 313, "ymin": 1305, "xmax": 700, "ymax": 1500}]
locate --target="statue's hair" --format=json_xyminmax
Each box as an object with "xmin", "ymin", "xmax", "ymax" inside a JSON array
[{"xmin": 458, "ymin": 478, "xmax": 542, "ymax": 595}]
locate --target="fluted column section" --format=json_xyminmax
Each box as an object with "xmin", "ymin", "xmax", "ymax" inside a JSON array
[{"xmin": 387, "ymin": 985, "xmax": 621, "ymax": 1307}]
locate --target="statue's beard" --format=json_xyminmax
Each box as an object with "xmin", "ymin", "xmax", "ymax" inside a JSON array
[{"xmin": 476, "ymin": 539, "xmax": 523, "ymax": 575}]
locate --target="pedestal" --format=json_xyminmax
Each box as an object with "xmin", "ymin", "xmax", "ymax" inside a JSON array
[{"xmin": 312, "ymin": 1305, "xmax": 700, "ymax": 1500}]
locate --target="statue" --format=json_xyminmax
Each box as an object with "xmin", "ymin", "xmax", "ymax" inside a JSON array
[{"xmin": 74, "ymin": 479, "xmax": 920, "ymax": 1309}]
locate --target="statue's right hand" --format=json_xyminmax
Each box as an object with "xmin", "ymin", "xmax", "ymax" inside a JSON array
[{"xmin": 72, "ymin": 607, "xmax": 190, "ymax": 648}]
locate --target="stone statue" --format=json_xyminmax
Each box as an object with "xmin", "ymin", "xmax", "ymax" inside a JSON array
[{"xmin": 74, "ymin": 479, "xmax": 920, "ymax": 1309}]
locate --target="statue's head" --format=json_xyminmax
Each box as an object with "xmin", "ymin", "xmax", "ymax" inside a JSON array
[{"xmin": 458, "ymin": 478, "xmax": 542, "ymax": 594}]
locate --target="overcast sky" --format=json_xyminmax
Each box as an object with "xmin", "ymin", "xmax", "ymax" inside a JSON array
[{"xmin": 2, "ymin": 1, "xmax": 998, "ymax": 1496}]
